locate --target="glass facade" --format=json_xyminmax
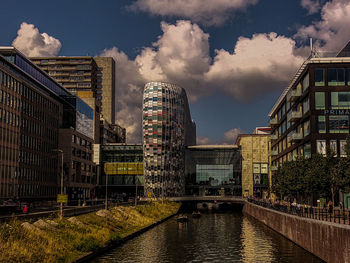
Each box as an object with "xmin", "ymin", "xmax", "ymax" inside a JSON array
[
  {"xmin": 185, "ymin": 146, "xmax": 241, "ymax": 196},
  {"xmin": 101, "ymin": 144, "xmax": 144, "ymax": 197}
]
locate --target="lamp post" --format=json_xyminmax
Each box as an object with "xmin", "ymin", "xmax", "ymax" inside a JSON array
[
  {"xmin": 53, "ymin": 149, "xmax": 64, "ymax": 219},
  {"xmin": 105, "ymin": 163, "xmax": 108, "ymax": 210}
]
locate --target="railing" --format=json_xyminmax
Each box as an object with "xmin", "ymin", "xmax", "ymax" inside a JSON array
[{"xmin": 247, "ymin": 198, "xmax": 350, "ymax": 225}]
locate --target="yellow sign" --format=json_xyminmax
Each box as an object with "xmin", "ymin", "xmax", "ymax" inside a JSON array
[
  {"xmin": 147, "ymin": 192, "xmax": 152, "ymax": 198},
  {"xmin": 57, "ymin": 194, "xmax": 68, "ymax": 203},
  {"xmin": 104, "ymin": 162, "xmax": 143, "ymax": 175}
]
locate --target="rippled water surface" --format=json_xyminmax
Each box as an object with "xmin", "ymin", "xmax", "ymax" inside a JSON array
[{"xmin": 92, "ymin": 212, "xmax": 323, "ymax": 263}]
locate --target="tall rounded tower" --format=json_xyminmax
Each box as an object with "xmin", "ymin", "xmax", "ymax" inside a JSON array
[{"xmin": 142, "ymin": 82, "xmax": 195, "ymax": 197}]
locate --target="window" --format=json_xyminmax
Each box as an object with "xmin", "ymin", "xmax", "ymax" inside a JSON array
[
  {"xmin": 315, "ymin": 92, "xmax": 325, "ymax": 110},
  {"xmin": 317, "ymin": 140, "xmax": 326, "ymax": 155},
  {"xmin": 302, "ymin": 73, "xmax": 309, "ymax": 92},
  {"xmin": 303, "ymin": 97, "xmax": 309, "ymax": 114},
  {"xmin": 315, "ymin": 68, "xmax": 324, "ymax": 86},
  {"xmin": 331, "ymin": 92, "xmax": 350, "ymax": 109},
  {"xmin": 328, "ymin": 68, "xmax": 345, "ymax": 86},
  {"xmin": 330, "ymin": 140, "xmax": 337, "ymax": 156},
  {"xmin": 317, "ymin": 116, "xmax": 326, "ymax": 133},
  {"xmin": 329, "ymin": 116, "xmax": 349, "ymax": 133},
  {"xmin": 340, "ymin": 140, "xmax": 347, "ymax": 157},
  {"xmin": 303, "ymin": 120, "xmax": 310, "ymax": 136},
  {"xmin": 347, "ymin": 69, "xmax": 350, "ymax": 86}
]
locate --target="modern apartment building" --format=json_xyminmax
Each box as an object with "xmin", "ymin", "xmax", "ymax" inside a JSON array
[
  {"xmin": 100, "ymin": 117, "xmax": 126, "ymax": 144},
  {"xmin": 142, "ymin": 82, "xmax": 196, "ymax": 197},
  {"xmin": 269, "ymin": 42, "xmax": 350, "ymax": 171}
]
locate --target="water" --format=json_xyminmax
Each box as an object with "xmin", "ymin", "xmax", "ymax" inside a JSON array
[{"xmin": 92, "ymin": 211, "xmax": 324, "ymax": 263}]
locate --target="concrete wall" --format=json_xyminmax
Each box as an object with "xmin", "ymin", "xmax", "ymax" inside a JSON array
[{"xmin": 243, "ymin": 202, "xmax": 350, "ymax": 263}]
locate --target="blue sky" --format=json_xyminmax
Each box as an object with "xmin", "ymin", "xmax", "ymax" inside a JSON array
[{"xmin": 1, "ymin": 0, "xmax": 349, "ymax": 143}]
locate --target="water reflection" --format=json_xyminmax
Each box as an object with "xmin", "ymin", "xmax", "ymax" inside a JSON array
[{"xmin": 92, "ymin": 212, "xmax": 323, "ymax": 263}]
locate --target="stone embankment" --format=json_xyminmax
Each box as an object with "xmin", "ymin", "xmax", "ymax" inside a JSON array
[{"xmin": 243, "ymin": 202, "xmax": 350, "ymax": 263}]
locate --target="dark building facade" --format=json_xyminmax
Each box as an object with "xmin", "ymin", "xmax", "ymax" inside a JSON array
[
  {"xmin": 0, "ymin": 47, "xmax": 68, "ymax": 200},
  {"xmin": 185, "ymin": 145, "xmax": 242, "ymax": 196},
  {"xmin": 142, "ymin": 82, "xmax": 196, "ymax": 198},
  {"xmin": 269, "ymin": 43, "xmax": 350, "ymax": 171},
  {"xmin": 0, "ymin": 47, "xmax": 98, "ymax": 201}
]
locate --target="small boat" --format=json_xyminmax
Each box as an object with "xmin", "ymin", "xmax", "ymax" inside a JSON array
[
  {"xmin": 177, "ymin": 214, "xmax": 188, "ymax": 222},
  {"xmin": 192, "ymin": 211, "xmax": 201, "ymax": 218}
]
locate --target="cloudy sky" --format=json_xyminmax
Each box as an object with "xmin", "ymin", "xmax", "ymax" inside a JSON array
[{"xmin": 1, "ymin": 0, "xmax": 350, "ymax": 144}]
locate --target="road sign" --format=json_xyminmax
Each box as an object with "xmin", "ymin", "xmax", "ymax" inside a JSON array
[{"xmin": 57, "ymin": 194, "xmax": 68, "ymax": 203}]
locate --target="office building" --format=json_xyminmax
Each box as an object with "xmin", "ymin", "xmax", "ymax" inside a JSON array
[
  {"xmin": 142, "ymin": 82, "xmax": 196, "ymax": 197},
  {"xmin": 269, "ymin": 42, "xmax": 350, "ymax": 171},
  {"xmin": 185, "ymin": 145, "xmax": 242, "ymax": 196},
  {"xmin": 0, "ymin": 47, "xmax": 71, "ymax": 200},
  {"xmin": 101, "ymin": 144, "xmax": 143, "ymax": 198},
  {"xmin": 236, "ymin": 134, "xmax": 270, "ymax": 198}
]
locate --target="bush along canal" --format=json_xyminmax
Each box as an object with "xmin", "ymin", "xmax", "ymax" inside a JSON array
[{"xmin": 0, "ymin": 201, "xmax": 180, "ymax": 263}]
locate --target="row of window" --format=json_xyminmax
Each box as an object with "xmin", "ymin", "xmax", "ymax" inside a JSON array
[
  {"xmin": 71, "ymin": 134, "xmax": 92, "ymax": 149},
  {"xmin": 0, "ymin": 70, "xmax": 59, "ymax": 114},
  {"xmin": 317, "ymin": 115, "xmax": 349, "ymax": 133},
  {"xmin": 315, "ymin": 91, "xmax": 350, "ymax": 109},
  {"xmin": 72, "ymin": 147, "xmax": 92, "ymax": 160},
  {"xmin": 315, "ymin": 68, "xmax": 350, "ymax": 86}
]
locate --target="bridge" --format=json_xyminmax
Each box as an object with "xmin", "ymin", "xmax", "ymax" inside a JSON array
[{"xmin": 142, "ymin": 196, "xmax": 246, "ymax": 204}]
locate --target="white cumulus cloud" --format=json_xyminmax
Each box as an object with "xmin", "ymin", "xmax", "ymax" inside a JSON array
[
  {"xmin": 296, "ymin": 0, "xmax": 350, "ymax": 52},
  {"xmin": 128, "ymin": 0, "xmax": 258, "ymax": 26},
  {"xmin": 12, "ymin": 22, "xmax": 61, "ymax": 57},
  {"xmin": 205, "ymin": 33, "xmax": 305, "ymax": 101},
  {"xmin": 196, "ymin": 128, "xmax": 244, "ymax": 145}
]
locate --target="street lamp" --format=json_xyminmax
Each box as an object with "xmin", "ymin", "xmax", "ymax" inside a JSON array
[{"xmin": 52, "ymin": 149, "xmax": 64, "ymax": 219}]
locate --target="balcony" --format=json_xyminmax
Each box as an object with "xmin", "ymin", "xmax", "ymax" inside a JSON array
[
  {"xmin": 270, "ymin": 165, "xmax": 278, "ymax": 171},
  {"xmin": 270, "ymin": 150, "xmax": 278, "ymax": 156},
  {"xmin": 289, "ymin": 89, "xmax": 302, "ymax": 102},
  {"xmin": 290, "ymin": 133, "xmax": 303, "ymax": 142},
  {"xmin": 270, "ymin": 119, "xmax": 278, "ymax": 127},
  {"xmin": 270, "ymin": 134, "xmax": 278, "ymax": 140},
  {"xmin": 289, "ymin": 111, "xmax": 302, "ymax": 122}
]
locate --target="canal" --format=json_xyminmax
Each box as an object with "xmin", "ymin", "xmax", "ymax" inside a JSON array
[{"xmin": 92, "ymin": 209, "xmax": 323, "ymax": 263}]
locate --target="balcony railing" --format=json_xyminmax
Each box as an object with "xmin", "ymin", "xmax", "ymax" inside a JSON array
[
  {"xmin": 289, "ymin": 111, "xmax": 302, "ymax": 122},
  {"xmin": 270, "ymin": 165, "xmax": 278, "ymax": 171},
  {"xmin": 289, "ymin": 89, "xmax": 302, "ymax": 102},
  {"xmin": 270, "ymin": 119, "xmax": 278, "ymax": 126},
  {"xmin": 290, "ymin": 133, "xmax": 303, "ymax": 142},
  {"xmin": 270, "ymin": 134, "xmax": 278, "ymax": 140},
  {"xmin": 270, "ymin": 150, "xmax": 278, "ymax": 156}
]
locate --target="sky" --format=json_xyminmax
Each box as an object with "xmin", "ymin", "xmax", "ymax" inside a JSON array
[{"xmin": 1, "ymin": 0, "xmax": 350, "ymax": 144}]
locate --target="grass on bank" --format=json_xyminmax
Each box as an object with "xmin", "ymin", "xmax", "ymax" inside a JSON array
[{"xmin": 0, "ymin": 201, "xmax": 180, "ymax": 263}]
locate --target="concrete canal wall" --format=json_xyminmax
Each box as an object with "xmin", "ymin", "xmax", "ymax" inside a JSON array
[{"xmin": 243, "ymin": 202, "xmax": 350, "ymax": 263}]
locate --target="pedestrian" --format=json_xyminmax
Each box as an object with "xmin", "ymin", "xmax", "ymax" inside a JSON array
[
  {"xmin": 23, "ymin": 203, "xmax": 29, "ymax": 214},
  {"xmin": 328, "ymin": 200, "xmax": 333, "ymax": 215}
]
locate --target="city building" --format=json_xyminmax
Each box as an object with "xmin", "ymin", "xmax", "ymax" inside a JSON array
[
  {"xmin": 236, "ymin": 134, "xmax": 270, "ymax": 198},
  {"xmin": 93, "ymin": 57, "xmax": 116, "ymax": 124},
  {"xmin": 142, "ymin": 82, "xmax": 196, "ymax": 198},
  {"xmin": 101, "ymin": 143, "xmax": 143, "ymax": 198},
  {"xmin": 0, "ymin": 47, "xmax": 75, "ymax": 200},
  {"xmin": 269, "ymin": 42, "xmax": 350, "ymax": 171},
  {"xmin": 100, "ymin": 117, "xmax": 126, "ymax": 144},
  {"xmin": 185, "ymin": 145, "xmax": 242, "ymax": 196}
]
